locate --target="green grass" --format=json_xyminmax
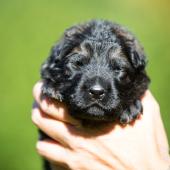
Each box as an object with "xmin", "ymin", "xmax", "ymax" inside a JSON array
[{"xmin": 0, "ymin": 0, "xmax": 170, "ymax": 169}]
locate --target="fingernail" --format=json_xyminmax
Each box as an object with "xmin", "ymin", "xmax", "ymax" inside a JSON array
[{"xmin": 36, "ymin": 141, "xmax": 47, "ymax": 150}]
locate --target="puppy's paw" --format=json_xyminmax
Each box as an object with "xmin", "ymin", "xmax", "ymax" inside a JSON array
[
  {"xmin": 119, "ymin": 111, "xmax": 131, "ymax": 124},
  {"xmin": 119, "ymin": 100, "xmax": 142, "ymax": 125},
  {"xmin": 130, "ymin": 100, "xmax": 143, "ymax": 119}
]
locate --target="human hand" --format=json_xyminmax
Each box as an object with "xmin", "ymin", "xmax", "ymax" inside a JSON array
[{"xmin": 32, "ymin": 81, "xmax": 170, "ymax": 170}]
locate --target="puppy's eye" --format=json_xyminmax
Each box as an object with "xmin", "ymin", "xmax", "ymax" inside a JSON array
[
  {"xmin": 112, "ymin": 63, "xmax": 131, "ymax": 84},
  {"xmin": 117, "ymin": 71, "xmax": 131, "ymax": 84},
  {"xmin": 75, "ymin": 60, "xmax": 84, "ymax": 67},
  {"xmin": 111, "ymin": 61, "xmax": 122, "ymax": 72},
  {"xmin": 72, "ymin": 55, "xmax": 88, "ymax": 69},
  {"xmin": 114, "ymin": 66, "xmax": 122, "ymax": 73},
  {"xmin": 121, "ymin": 72, "xmax": 130, "ymax": 81}
]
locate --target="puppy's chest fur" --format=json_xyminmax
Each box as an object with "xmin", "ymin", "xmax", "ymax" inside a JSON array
[{"xmin": 40, "ymin": 19, "xmax": 150, "ymax": 170}]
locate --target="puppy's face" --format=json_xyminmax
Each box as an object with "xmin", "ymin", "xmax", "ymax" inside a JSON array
[
  {"xmin": 65, "ymin": 41, "xmax": 131, "ymax": 121},
  {"xmin": 41, "ymin": 20, "xmax": 149, "ymax": 123}
]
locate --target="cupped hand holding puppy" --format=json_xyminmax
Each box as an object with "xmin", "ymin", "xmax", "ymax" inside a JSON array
[{"xmin": 32, "ymin": 81, "xmax": 170, "ymax": 170}]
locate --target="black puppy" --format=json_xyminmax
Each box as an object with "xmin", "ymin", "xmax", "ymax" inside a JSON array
[
  {"xmin": 40, "ymin": 19, "xmax": 150, "ymax": 169},
  {"xmin": 41, "ymin": 19, "xmax": 149, "ymax": 124}
]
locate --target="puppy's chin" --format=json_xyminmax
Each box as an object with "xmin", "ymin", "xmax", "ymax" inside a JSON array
[
  {"xmin": 70, "ymin": 105, "xmax": 116, "ymax": 122},
  {"xmin": 87, "ymin": 106, "xmax": 105, "ymax": 116}
]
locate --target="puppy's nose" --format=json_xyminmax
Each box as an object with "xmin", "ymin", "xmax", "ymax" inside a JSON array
[{"xmin": 89, "ymin": 84, "xmax": 105, "ymax": 99}]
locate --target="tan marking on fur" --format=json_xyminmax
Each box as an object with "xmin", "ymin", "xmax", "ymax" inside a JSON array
[
  {"xmin": 109, "ymin": 47, "xmax": 126, "ymax": 60},
  {"xmin": 72, "ymin": 43, "xmax": 90, "ymax": 57}
]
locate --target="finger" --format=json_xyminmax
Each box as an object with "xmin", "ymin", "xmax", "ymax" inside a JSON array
[
  {"xmin": 142, "ymin": 91, "xmax": 170, "ymax": 163},
  {"xmin": 141, "ymin": 90, "xmax": 159, "ymax": 111},
  {"xmin": 33, "ymin": 81, "xmax": 80, "ymax": 126},
  {"xmin": 154, "ymin": 112, "xmax": 170, "ymax": 163},
  {"xmin": 36, "ymin": 139, "xmax": 71, "ymax": 167},
  {"xmin": 32, "ymin": 106, "xmax": 78, "ymax": 148}
]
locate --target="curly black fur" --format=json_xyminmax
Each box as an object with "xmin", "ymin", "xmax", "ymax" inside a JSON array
[
  {"xmin": 40, "ymin": 19, "xmax": 150, "ymax": 170},
  {"xmin": 41, "ymin": 19, "xmax": 150, "ymax": 124}
]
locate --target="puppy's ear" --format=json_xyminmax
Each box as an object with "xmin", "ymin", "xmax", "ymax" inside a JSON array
[
  {"xmin": 126, "ymin": 39, "xmax": 146, "ymax": 70},
  {"xmin": 41, "ymin": 23, "xmax": 90, "ymax": 100},
  {"xmin": 41, "ymin": 43, "xmax": 62, "ymax": 81},
  {"xmin": 113, "ymin": 24, "xmax": 147, "ymax": 70},
  {"xmin": 64, "ymin": 24, "xmax": 89, "ymax": 39},
  {"xmin": 40, "ymin": 42, "xmax": 64, "ymax": 101},
  {"xmin": 41, "ymin": 23, "xmax": 90, "ymax": 80}
]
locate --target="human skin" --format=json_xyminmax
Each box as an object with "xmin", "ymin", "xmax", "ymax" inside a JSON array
[{"xmin": 32, "ymin": 81, "xmax": 170, "ymax": 170}]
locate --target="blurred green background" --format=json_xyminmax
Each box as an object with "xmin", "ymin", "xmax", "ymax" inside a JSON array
[{"xmin": 0, "ymin": 0, "xmax": 170, "ymax": 169}]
